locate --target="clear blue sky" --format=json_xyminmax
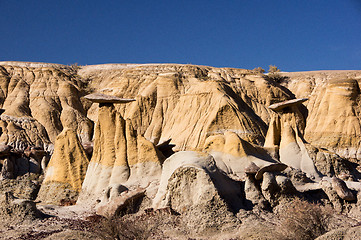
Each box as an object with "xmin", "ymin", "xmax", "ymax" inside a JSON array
[{"xmin": 1, "ymin": 0, "xmax": 361, "ymax": 71}]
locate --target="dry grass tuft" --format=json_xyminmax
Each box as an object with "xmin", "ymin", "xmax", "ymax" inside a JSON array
[
  {"xmin": 276, "ymin": 198, "xmax": 332, "ymax": 240},
  {"xmin": 96, "ymin": 208, "xmax": 181, "ymax": 240}
]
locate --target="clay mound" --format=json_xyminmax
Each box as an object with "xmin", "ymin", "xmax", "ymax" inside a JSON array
[
  {"xmin": 153, "ymin": 151, "xmax": 240, "ymax": 232},
  {"xmin": 77, "ymin": 103, "xmax": 164, "ymax": 205},
  {"xmin": 204, "ymin": 131, "xmax": 279, "ymax": 179},
  {"xmin": 0, "ymin": 192, "xmax": 41, "ymax": 223},
  {"xmin": 36, "ymin": 128, "xmax": 89, "ymax": 204}
]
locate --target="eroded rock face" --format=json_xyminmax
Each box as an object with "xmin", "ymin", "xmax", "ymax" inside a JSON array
[
  {"xmin": 264, "ymin": 111, "xmax": 321, "ymax": 180},
  {"xmin": 204, "ymin": 131, "xmax": 280, "ymax": 179},
  {"xmin": 1, "ymin": 62, "xmax": 361, "ymax": 162},
  {"xmin": 36, "ymin": 128, "xmax": 89, "ymax": 204},
  {"xmin": 1, "ymin": 62, "xmax": 361, "ymax": 220},
  {"xmin": 0, "ymin": 64, "xmax": 93, "ymax": 149},
  {"xmin": 79, "ymin": 64, "xmax": 293, "ymax": 150},
  {"xmin": 283, "ymin": 71, "xmax": 361, "ymax": 160},
  {"xmin": 152, "ymin": 151, "xmax": 241, "ymax": 232},
  {"xmin": 77, "ymin": 103, "xmax": 164, "ymax": 205}
]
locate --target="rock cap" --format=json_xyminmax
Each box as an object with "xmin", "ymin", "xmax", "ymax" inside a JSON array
[
  {"xmin": 268, "ymin": 98, "xmax": 308, "ymax": 111},
  {"xmin": 245, "ymin": 162, "xmax": 260, "ymax": 174},
  {"xmin": 84, "ymin": 93, "xmax": 136, "ymax": 104},
  {"xmin": 255, "ymin": 163, "xmax": 288, "ymax": 180}
]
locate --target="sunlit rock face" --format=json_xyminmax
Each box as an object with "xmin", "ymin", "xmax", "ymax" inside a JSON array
[
  {"xmin": 36, "ymin": 128, "xmax": 89, "ymax": 204},
  {"xmin": 283, "ymin": 70, "xmax": 361, "ymax": 159},
  {"xmin": 1, "ymin": 62, "xmax": 361, "ymax": 206}
]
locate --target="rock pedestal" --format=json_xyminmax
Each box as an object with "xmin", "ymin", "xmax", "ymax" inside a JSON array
[{"xmin": 78, "ymin": 94, "xmax": 164, "ymax": 206}]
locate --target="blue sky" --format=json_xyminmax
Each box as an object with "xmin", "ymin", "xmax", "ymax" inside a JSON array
[{"xmin": 1, "ymin": 0, "xmax": 360, "ymax": 71}]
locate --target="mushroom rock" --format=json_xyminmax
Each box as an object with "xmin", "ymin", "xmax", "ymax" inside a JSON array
[
  {"xmin": 264, "ymin": 101, "xmax": 322, "ymax": 180},
  {"xmin": 244, "ymin": 162, "xmax": 267, "ymax": 207},
  {"xmin": 255, "ymin": 162, "xmax": 288, "ymax": 180},
  {"xmin": 282, "ymin": 74, "xmax": 361, "ymax": 160},
  {"xmin": 36, "ymin": 128, "xmax": 89, "ymax": 204},
  {"xmin": 244, "ymin": 162, "xmax": 260, "ymax": 175},
  {"xmin": 204, "ymin": 131, "xmax": 279, "ymax": 179},
  {"xmin": 77, "ymin": 95, "xmax": 164, "ymax": 206}
]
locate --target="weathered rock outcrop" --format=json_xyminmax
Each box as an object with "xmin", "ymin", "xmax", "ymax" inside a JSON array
[
  {"xmin": 1, "ymin": 62, "xmax": 361, "ymax": 162},
  {"xmin": 1, "ymin": 62, "xmax": 361, "ymax": 223},
  {"xmin": 316, "ymin": 226, "xmax": 361, "ymax": 240},
  {"xmin": 36, "ymin": 128, "xmax": 89, "ymax": 204},
  {"xmin": 77, "ymin": 97, "xmax": 164, "ymax": 205},
  {"xmin": 204, "ymin": 131, "xmax": 281, "ymax": 179},
  {"xmin": 153, "ymin": 151, "xmax": 240, "ymax": 232},
  {"xmin": 0, "ymin": 63, "xmax": 93, "ymax": 150},
  {"xmin": 264, "ymin": 99, "xmax": 321, "ymax": 180},
  {"xmin": 79, "ymin": 65, "xmax": 293, "ymax": 150},
  {"xmin": 282, "ymin": 71, "xmax": 361, "ymax": 160}
]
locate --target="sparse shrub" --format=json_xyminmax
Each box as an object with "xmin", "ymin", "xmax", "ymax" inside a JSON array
[
  {"xmin": 276, "ymin": 198, "xmax": 332, "ymax": 240},
  {"xmin": 69, "ymin": 62, "xmax": 81, "ymax": 71},
  {"xmin": 96, "ymin": 208, "xmax": 181, "ymax": 240},
  {"xmin": 265, "ymin": 65, "xmax": 289, "ymax": 83},
  {"xmin": 268, "ymin": 65, "xmax": 280, "ymax": 74},
  {"xmin": 253, "ymin": 67, "xmax": 265, "ymax": 74},
  {"xmin": 98, "ymin": 216, "xmax": 151, "ymax": 240}
]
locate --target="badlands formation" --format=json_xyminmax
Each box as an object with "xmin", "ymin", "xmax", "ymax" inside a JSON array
[{"xmin": 0, "ymin": 61, "xmax": 361, "ymax": 238}]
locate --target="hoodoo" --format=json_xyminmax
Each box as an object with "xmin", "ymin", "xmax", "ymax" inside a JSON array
[
  {"xmin": 77, "ymin": 93, "xmax": 164, "ymax": 206},
  {"xmin": 265, "ymin": 98, "xmax": 321, "ymax": 180}
]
